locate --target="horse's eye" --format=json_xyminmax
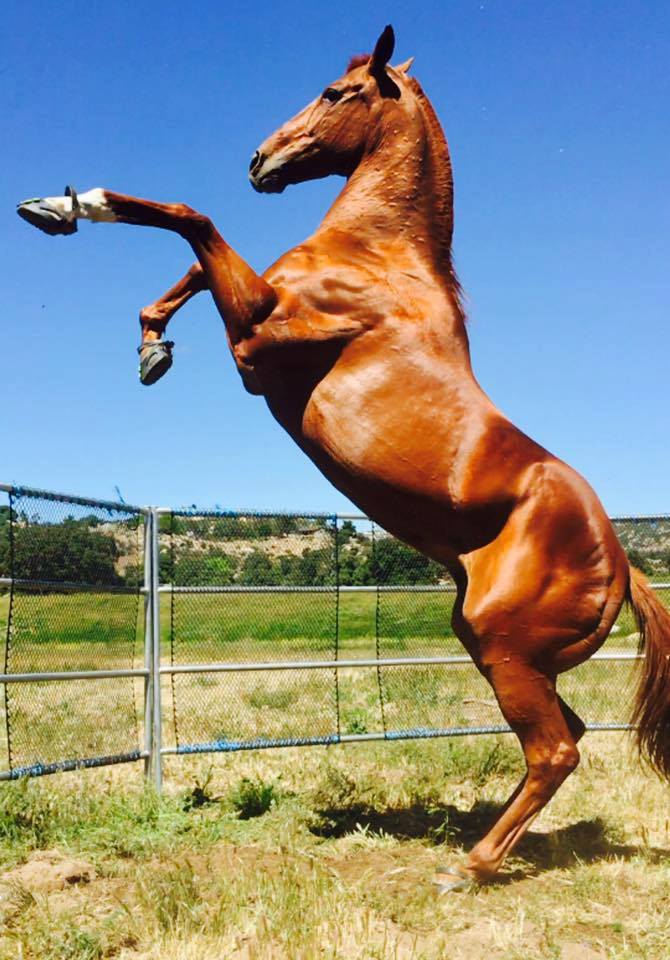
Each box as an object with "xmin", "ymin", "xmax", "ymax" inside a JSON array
[{"xmin": 322, "ymin": 87, "xmax": 343, "ymax": 103}]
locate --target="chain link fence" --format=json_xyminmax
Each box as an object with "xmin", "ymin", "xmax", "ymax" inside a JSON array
[
  {"xmin": 1, "ymin": 483, "xmax": 669, "ymax": 783},
  {"xmin": 0, "ymin": 485, "xmax": 149, "ymax": 777},
  {"xmin": 162, "ymin": 510, "xmax": 340, "ymax": 752},
  {"xmin": 160, "ymin": 511, "xmax": 670, "ymax": 759}
]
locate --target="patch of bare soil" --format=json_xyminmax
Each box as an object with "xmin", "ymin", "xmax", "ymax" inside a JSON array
[
  {"xmin": 0, "ymin": 849, "xmax": 96, "ymax": 895},
  {"xmin": 327, "ymin": 843, "xmax": 435, "ymax": 891},
  {"xmin": 0, "ymin": 843, "xmax": 619, "ymax": 958},
  {"xmin": 559, "ymin": 943, "xmax": 607, "ymax": 960}
]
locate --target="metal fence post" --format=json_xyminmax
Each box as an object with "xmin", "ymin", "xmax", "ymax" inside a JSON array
[
  {"xmin": 150, "ymin": 508, "xmax": 163, "ymax": 793},
  {"xmin": 142, "ymin": 511, "xmax": 153, "ymax": 780}
]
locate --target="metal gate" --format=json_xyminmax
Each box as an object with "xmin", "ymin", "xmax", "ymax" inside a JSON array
[{"xmin": 1, "ymin": 483, "xmax": 667, "ymax": 791}]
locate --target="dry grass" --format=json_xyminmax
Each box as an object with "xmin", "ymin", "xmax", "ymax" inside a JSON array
[
  {"xmin": 0, "ymin": 590, "xmax": 667, "ymax": 957},
  {"xmin": 0, "ymin": 589, "xmax": 643, "ymax": 767},
  {"xmin": 0, "ymin": 732, "xmax": 668, "ymax": 959}
]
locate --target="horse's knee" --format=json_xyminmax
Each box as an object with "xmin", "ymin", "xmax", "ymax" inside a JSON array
[
  {"xmin": 174, "ymin": 205, "xmax": 212, "ymax": 238},
  {"xmin": 238, "ymin": 363, "xmax": 264, "ymax": 396}
]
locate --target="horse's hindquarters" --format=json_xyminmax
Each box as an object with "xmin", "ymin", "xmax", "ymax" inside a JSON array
[{"xmin": 458, "ymin": 459, "xmax": 629, "ymax": 673}]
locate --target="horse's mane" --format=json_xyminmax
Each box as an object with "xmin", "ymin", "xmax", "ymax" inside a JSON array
[
  {"xmin": 346, "ymin": 54, "xmax": 371, "ymax": 72},
  {"xmin": 406, "ymin": 76, "xmax": 463, "ymax": 313},
  {"xmin": 344, "ymin": 57, "xmax": 464, "ymax": 314}
]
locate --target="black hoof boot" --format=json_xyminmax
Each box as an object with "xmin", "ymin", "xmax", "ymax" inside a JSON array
[
  {"xmin": 16, "ymin": 187, "xmax": 78, "ymax": 236},
  {"xmin": 138, "ymin": 340, "xmax": 174, "ymax": 386}
]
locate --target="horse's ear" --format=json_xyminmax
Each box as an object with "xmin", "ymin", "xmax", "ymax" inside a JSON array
[
  {"xmin": 369, "ymin": 25, "xmax": 395, "ymax": 77},
  {"xmin": 393, "ymin": 57, "xmax": 414, "ymax": 75}
]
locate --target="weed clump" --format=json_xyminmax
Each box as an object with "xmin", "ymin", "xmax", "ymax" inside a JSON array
[{"xmin": 229, "ymin": 777, "xmax": 280, "ymax": 819}]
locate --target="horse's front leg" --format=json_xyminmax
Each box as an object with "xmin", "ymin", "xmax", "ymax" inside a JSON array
[
  {"xmin": 136, "ymin": 263, "xmax": 208, "ymax": 385},
  {"xmin": 17, "ymin": 187, "xmax": 276, "ymax": 389},
  {"xmin": 140, "ymin": 263, "xmax": 207, "ymax": 342}
]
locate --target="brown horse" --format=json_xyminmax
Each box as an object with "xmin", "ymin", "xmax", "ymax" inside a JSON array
[{"xmin": 17, "ymin": 26, "xmax": 670, "ymax": 890}]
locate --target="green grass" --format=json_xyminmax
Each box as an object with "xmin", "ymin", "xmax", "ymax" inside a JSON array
[
  {"xmin": 0, "ymin": 554, "xmax": 668, "ymax": 954},
  {"xmin": 0, "ymin": 586, "xmax": 646, "ymax": 658},
  {"xmin": 0, "ymin": 586, "xmax": 659, "ymax": 772}
]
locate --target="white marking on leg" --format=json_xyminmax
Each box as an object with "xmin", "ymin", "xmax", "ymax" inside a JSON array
[
  {"xmin": 37, "ymin": 193, "xmax": 74, "ymax": 220},
  {"xmin": 77, "ymin": 188, "xmax": 117, "ymax": 222},
  {"xmin": 40, "ymin": 187, "xmax": 117, "ymax": 223}
]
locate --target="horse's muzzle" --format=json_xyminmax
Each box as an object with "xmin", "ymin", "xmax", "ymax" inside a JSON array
[
  {"xmin": 249, "ymin": 152, "xmax": 287, "ymax": 194},
  {"xmin": 250, "ymin": 172, "xmax": 286, "ymax": 194},
  {"xmin": 249, "ymin": 150, "xmax": 265, "ymax": 175}
]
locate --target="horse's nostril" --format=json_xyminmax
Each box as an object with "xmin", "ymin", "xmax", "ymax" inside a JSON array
[{"xmin": 249, "ymin": 150, "xmax": 265, "ymax": 174}]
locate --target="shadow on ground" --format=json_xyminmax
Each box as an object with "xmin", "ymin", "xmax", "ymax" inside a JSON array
[{"xmin": 311, "ymin": 801, "xmax": 670, "ymax": 873}]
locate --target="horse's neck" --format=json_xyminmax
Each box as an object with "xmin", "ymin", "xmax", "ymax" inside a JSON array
[
  {"xmin": 320, "ymin": 109, "xmax": 435, "ymax": 252},
  {"xmin": 316, "ymin": 83, "xmax": 468, "ymax": 355}
]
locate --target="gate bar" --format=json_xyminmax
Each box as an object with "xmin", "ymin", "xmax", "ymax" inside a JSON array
[
  {"xmin": 157, "ymin": 583, "xmax": 669, "ymax": 593},
  {"xmin": 143, "ymin": 511, "xmax": 153, "ymax": 780},
  {"xmin": 0, "ymin": 750, "xmax": 149, "ymax": 780},
  {"xmin": 0, "ymin": 482, "xmax": 147, "ymax": 514},
  {"xmin": 0, "ymin": 577, "xmax": 142, "ymax": 594},
  {"xmin": 0, "ymin": 669, "xmax": 148, "ymax": 683},
  {"xmin": 159, "ymin": 721, "xmax": 637, "ymax": 757},
  {"xmin": 160, "ymin": 584, "xmax": 458, "ymax": 594},
  {"xmin": 161, "ymin": 650, "xmax": 643, "ymax": 675},
  {"xmin": 150, "ymin": 509, "xmax": 163, "ymax": 792}
]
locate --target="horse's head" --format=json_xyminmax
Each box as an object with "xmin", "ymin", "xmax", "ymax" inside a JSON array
[{"xmin": 249, "ymin": 25, "xmax": 413, "ymax": 193}]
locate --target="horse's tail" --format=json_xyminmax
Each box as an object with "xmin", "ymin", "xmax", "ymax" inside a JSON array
[{"xmin": 629, "ymin": 565, "xmax": 670, "ymax": 779}]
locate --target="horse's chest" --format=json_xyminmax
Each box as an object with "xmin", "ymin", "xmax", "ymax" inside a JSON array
[
  {"xmin": 300, "ymin": 371, "xmax": 378, "ymax": 470},
  {"xmin": 264, "ymin": 337, "xmax": 467, "ymax": 506},
  {"xmin": 298, "ymin": 357, "xmax": 447, "ymax": 490}
]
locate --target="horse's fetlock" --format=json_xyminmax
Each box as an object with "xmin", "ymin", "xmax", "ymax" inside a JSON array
[
  {"xmin": 465, "ymin": 846, "xmax": 499, "ymax": 881},
  {"xmin": 139, "ymin": 306, "xmax": 167, "ymax": 333}
]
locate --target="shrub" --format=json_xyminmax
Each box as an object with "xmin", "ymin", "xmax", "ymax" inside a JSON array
[
  {"xmin": 626, "ymin": 549, "xmax": 654, "ymax": 576},
  {"xmin": 2, "ymin": 518, "xmax": 122, "ymax": 585},
  {"xmin": 229, "ymin": 778, "xmax": 279, "ymax": 819}
]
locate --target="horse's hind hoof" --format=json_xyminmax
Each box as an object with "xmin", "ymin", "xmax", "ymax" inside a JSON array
[
  {"xmin": 138, "ymin": 340, "xmax": 174, "ymax": 386},
  {"xmin": 16, "ymin": 196, "xmax": 78, "ymax": 236},
  {"xmin": 432, "ymin": 864, "xmax": 474, "ymax": 894}
]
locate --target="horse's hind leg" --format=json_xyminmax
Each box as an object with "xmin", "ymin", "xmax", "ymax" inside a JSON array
[
  {"xmin": 484, "ymin": 693, "xmax": 585, "ymax": 827},
  {"xmin": 436, "ymin": 661, "xmax": 580, "ymax": 890}
]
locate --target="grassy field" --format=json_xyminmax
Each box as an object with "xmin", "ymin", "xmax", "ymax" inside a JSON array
[
  {"xmin": 0, "ymin": 734, "xmax": 668, "ymax": 959},
  {"xmin": 0, "ymin": 590, "xmax": 645, "ymax": 767},
  {"xmin": 0, "ymin": 590, "xmax": 668, "ymax": 958}
]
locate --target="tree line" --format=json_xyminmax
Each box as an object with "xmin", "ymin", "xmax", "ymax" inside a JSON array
[
  {"xmin": 1, "ymin": 508, "xmax": 669, "ymax": 589},
  {"xmin": 0, "ymin": 508, "xmax": 135, "ymax": 587}
]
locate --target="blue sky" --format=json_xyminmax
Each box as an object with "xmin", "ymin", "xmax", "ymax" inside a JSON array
[{"xmin": 1, "ymin": 1, "xmax": 668, "ymax": 514}]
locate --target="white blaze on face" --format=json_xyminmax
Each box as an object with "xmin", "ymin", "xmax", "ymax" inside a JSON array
[{"xmin": 43, "ymin": 188, "xmax": 117, "ymax": 222}]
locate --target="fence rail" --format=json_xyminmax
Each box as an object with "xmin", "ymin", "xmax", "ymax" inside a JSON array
[{"xmin": 1, "ymin": 482, "xmax": 669, "ymax": 791}]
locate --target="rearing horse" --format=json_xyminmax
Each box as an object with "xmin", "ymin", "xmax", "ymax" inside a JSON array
[{"xmin": 17, "ymin": 26, "xmax": 670, "ymax": 890}]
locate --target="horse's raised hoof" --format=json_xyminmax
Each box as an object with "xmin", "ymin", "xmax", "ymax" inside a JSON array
[
  {"xmin": 138, "ymin": 340, "xmax": 174, "ymax": 386},
  {"xmin": 16, "ymin": 187, "xmax": 78, "ymax": 236},
  {"xmin": 432, "ymin": 864, "xmax": 475, "ymax": 894}
]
